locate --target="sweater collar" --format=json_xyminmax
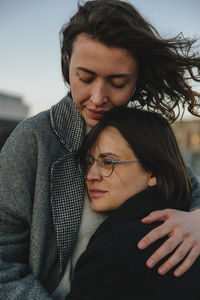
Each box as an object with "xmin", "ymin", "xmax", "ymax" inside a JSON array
[{"xmin": 50, "ymin": 96, "xmax": 86, "ymax": 152}]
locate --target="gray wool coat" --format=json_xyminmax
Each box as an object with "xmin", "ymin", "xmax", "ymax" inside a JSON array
[
  {"xmin": 0, "ymin": 97, "xmax": 86, "ymax": 299},
  {"xmin": 0, "ymin": 96, "xmax": 200, "ymax": 299}
]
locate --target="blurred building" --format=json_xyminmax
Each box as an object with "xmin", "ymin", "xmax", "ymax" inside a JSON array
[
  {"xmin": 172, "ymin": 119, "xmax": 200, "ymax": 177},
  {"xmin": 0, "ymin": 92, "xmax": 28, "ymax": 150}
]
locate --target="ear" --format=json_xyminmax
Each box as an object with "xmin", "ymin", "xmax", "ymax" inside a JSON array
[
  {"xmin": 66, "ymin": 55, "xmax": 69, "ymax": 63},
  {"xmin": 147, "ymin": 174, "xmax": 157, "ymax": 187}
]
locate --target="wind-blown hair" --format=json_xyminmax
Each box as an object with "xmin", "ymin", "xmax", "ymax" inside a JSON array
[
  {"xmin": 60, "ymin": 0, "xmax": 200, "ymax": 122},
  {"xmin": 81, "ymin": 107, "xmax": 192, "ymax": 210}
]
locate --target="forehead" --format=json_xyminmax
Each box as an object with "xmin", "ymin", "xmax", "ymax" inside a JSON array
[
  {"xmin": 92, "ymin": 126, "xmax": 132, "ymax": 156},
  {"xmin": 70, "ymin": 33, "xmax": 138, "ymax": 74}
]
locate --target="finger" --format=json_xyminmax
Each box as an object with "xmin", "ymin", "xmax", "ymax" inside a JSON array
[
  {"xmin": 145, "ymin": 234, "xmax": 182, "ymax": 268},
  {"xmin": 157, "ymin": 240, "xmax": 192, "ymax": 275},
  {"xmin": 141, "ymin": 209, "xmax": 173, "ymax": 224},
  {"xmin": 138, "ymin": 223, "xmax": 171, "ymax": 250},
  {"xmin": 174, "ymin": 246, "xmax": 200, "ymax": 277}
]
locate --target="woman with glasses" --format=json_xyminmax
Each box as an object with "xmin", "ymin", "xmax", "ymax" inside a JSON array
[
  {"xmin": 0, "ymin": 0, "xmax": 200, "ymax": 298},
  {"xmin": 67, "ymin": 107, "xmax": 200, "ymax": 300}
]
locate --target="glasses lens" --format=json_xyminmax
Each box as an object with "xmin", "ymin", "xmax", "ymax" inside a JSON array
[{"xmin": 97, "ymin": 155, "xmax": 113, "ymax": 177}]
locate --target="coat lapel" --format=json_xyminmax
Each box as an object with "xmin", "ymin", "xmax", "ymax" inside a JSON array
[{"xmin": 50, "ymin": 96, "xmax": 86, "ymax": 272}]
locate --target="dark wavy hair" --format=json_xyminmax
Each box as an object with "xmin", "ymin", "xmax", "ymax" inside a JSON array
[
  {"xmin": 60, "ymin": 0, "xmax": 200, "ymax": 122},
  {"xmin": 81, "ymin": 107, "xmax": 192, "ymax": 210}
]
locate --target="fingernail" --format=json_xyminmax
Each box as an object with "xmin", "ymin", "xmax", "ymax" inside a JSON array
[
  {"xmin": 147, "ymin": 259, "xmax": 155, "ymax": 268},
  {"xmin": 138, "ymin": 241, "xmax": 146, "ymax": 249},
  {"xmin": 158, "ymin": 266, "xmax": 166, "ymax": 275},
  {"xmin": 174, "ymin": 270, "xmax": 181, "ymax": 277}
]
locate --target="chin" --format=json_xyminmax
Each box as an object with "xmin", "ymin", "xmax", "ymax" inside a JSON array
[
  {"xmin": 91, "ymin": 202, "xmax": 115, "ymax": 214},
  {"xmin": 91, "ymin": 202, "xmax": 108, "ymax": 212},
  {"xmin": 87, "ymin": 119, "xmax": 99, "ymax": 128},
  {"xmin": 83, "ymin": 114, "xmax": 99, "ymax": 127}
]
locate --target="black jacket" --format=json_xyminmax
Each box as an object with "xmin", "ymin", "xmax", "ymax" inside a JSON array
[{"xmin": 67, "ymin": 187, "xmax": 200, "ymax": 300}]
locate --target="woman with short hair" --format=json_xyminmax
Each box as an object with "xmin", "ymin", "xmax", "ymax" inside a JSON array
[{"xmin": 67, "ymin": 107, "xmax": 199, "ymax": 299}]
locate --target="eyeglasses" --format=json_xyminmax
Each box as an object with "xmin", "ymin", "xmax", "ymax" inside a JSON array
[{"xmin": 85, "ymin": 153, "xmax": 141, "ymax": 177}]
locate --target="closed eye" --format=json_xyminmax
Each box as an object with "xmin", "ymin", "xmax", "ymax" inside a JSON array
[
  {"xmin": 111, "ymin": 83, "xmax": 126, "ymax": 89},
  {"xmin": 103, "ymin": 159, "xmax": 113, "ymax": 166},
  {"xmin": 110, "ymin": 75, "xmax": 131, "ymax": 89},
  {"xmin": 76, "ymin": 68, "xmax": 95, "ymax": 84},
  {"xmin": 79, "ymin": 77, "xmax": 94, "ymax": 83}
]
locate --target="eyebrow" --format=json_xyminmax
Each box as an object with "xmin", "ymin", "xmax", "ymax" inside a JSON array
[
  {"xmin": 77, "ymin": 67, "xmax": 132, "ymax": 78},
  {"xmin": 101, "ymin": 152, "xmax": 121, "ymax": 159}
]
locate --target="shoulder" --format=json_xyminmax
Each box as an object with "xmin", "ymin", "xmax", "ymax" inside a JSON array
[
  {"xmin": 3, "ymin": 95, "xmax": 72, "ymax": 144},
  {"xmin": 87, "ymin": 218, "xmax": 165, "ymax": 273},
  {"xmin": 0, "ymin": 109, "xmax": 51, "ymax": 155},
  {"xmin": 1, "ymin": 96, "xmax": 70, "ymax": 155},
  {"xmin": 90, "ymin": 217, "xmax": 161, "ymax": 249},
  {"xmin": 13, "ymin": 109, "xmax": 51, "ymax": 135},
  {"xmin": 0, "ymin": 101, "xmax": 67, "ymax": 169}
]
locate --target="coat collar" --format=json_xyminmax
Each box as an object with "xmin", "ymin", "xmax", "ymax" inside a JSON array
[
  {"xmin": 50, "ymin": 96, "xmax": 86, "ymax": 152},
  {"xmin": 50, "ymin": 96, "xmax": 86, "ymax": 272},
  {"xmin": 111, "ymin": 187, "xmax": 170, "ymax": 222},
  {"xmin": 92, "ymin": 187, "xmax": 174, "ymax": 239}
]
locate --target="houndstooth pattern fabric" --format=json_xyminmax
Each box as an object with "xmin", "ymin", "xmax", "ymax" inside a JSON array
[
  {"xmin": 50, "ymin": 96, "xmax": 85, "ymax": 152},
  {"xmin": 51, "ymin": 155, "xmax": 85, "ymax": 271},
  {"xmin": 50, "ymin": 96, "xmax": 86, "ymax": 272}
]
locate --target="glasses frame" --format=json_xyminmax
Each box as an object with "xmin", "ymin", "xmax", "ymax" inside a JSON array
[{"xmin": 85, "ymin": 154, "xmax": 141, "ymax": 177}]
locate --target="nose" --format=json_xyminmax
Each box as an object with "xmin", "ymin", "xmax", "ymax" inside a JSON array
[
  {"xmin": 86, "ymin": 161, "xmax": 103, "ymax": 182},
  {"xmin": 90, "ymin": 81, "xmax": 108, "ymax": 106}
]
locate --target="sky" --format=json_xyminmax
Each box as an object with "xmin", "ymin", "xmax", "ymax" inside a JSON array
[{"xmin": 0, "ymin": 0, "xmax": 200, "ymax": 118}]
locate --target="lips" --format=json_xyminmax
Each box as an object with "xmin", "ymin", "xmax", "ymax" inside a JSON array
[
  {"xmin": 88, "ymin": 189, "xmax": 107, "ymax": 197},
  {"xmin": 87, "ymin": 108, "xmax": 109, "ymax": 120}
]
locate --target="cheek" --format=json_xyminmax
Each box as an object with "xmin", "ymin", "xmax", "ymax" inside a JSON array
[
  {"xmin": 69, "ymin": 71, "xmax": 82, "ymax": 101},
  {"xmin": 108, "ymin": 177, "xmax": 129, "ymax": 209},
  {"xmin": 128, "ymin": 171, "xmax": 149, "ymax": 194},
  {"xmin": 109, "ymin": 88, "xmax": 133, "ymax": 107},
  {"xmin": 71, "ymin": 81, "xmax": 91, "ymax": 108},
  {"xmin": 111, "ymin": 170, "xmax": 148, "ymax": 204},
  {"xmin": 70, "ymin": 83, "xmax": 86, "ymax": 108}
]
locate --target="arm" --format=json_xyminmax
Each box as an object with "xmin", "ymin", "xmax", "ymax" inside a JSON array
[
  {"xmin": 0, "ymin": 124, "xmax": 52, "ymax": 299},
  {"xmin": 137, "ymin": 168, "xmax": 200, "ymax": 277}
]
